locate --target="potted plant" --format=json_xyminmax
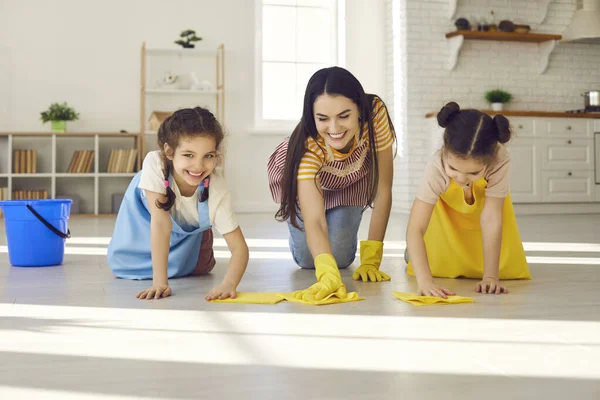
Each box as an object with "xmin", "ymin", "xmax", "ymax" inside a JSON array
[
  {"xmin": 484, "ymin": 89, "xmax": 513, "ymax": 111},
  {"xmin": 174, "ymin": 29, "xmax": 203, "ymax": 49},
  {"xmin": 40, "ymin": 102, "xmax": 79, "ymax": 133}
]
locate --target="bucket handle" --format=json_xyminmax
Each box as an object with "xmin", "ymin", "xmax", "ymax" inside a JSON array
[{"xmin": 26, "ymin": 204, "xmax": 71, "ymax": 239}]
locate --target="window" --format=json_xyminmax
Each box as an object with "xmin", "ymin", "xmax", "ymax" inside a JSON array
[
  {"xmin": 386, "ymin": 0, "xmax": 406, "ymax": 157},
  {"xmin": 256, "ymin": 0, "xmax": 343, "ymax": 129}
]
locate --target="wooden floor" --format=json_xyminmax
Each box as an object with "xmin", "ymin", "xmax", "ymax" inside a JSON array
[{"xmin": 0, "ymin": 212, "xmax": 599, "ymax": 399}]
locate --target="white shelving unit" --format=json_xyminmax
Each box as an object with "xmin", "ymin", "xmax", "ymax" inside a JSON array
[
  {"xmin": 0, "ymin": 132, "xmax": 140, "ymax": 215},
  {"xmin": 140, "ymin": 42, "xmax": 225, "ymax": 155},
  {"xmin": 145, "ymin": 89, "xmax": 221, "ymax": 95},
  {"xmin": 446, "ymin": 31, "xmax": 561, "ymax": 73}
]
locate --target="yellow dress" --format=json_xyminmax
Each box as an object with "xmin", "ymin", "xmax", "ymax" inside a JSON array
[{"xmin": 407, "ymin": 177, "xmax": 531, "ymax": 280}]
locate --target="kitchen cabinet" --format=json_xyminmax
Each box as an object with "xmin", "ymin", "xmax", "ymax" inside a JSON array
[
  {"xmin": 541, "ymin": 138, "xmax": 594, "ymax": 171},
  {"xmin": 541, "ymin": 170, "xmax": 594, "ymax": 203},
  {"xmin": 508, "ymin": 137, "xmax": 542, "ymax": 203},
  {"xmin": 595, "ymin": 132, "xmax": 600, "ymax": 201},
  {"xmin": 511, "ymin": 117, "xmax": 537, "ymax": 138},
  {"xmin": 536, "ymin": 118, "xmax": 592, "ymax": 138},
  {"xmin": 507, "ymin": 117, "xmax": 597, "ymax": 203}
]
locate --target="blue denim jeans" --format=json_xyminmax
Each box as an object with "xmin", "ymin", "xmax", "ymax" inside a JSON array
[{"xmin": 287, "ymin": 206, "xmax": 363, "ymax": 269}]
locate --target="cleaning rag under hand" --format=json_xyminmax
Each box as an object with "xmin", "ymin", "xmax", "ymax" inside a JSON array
[{"xmin": 393, "ymin": 291, "xmax": 473, "ymax": 306}]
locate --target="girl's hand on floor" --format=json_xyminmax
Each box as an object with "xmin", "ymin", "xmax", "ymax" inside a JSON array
[
  {"xmin": 136, "ymin": 284, "xmax": 172, "ymax": 300},
  {"xmin": 476, "ymin": 277, "xmax": 508, "ymax": 294},
  {"xmin": 206, "ymin": 282, "xmax": 237, "ymax": 301},
  {"xmin": 417, "ymin": 281, "xmax": 456, "ymax": 298}
]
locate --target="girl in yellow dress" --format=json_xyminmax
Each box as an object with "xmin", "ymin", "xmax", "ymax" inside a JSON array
[{"xmin": 405, "ymin": 101, "xmax": 530, "ymax": 298}]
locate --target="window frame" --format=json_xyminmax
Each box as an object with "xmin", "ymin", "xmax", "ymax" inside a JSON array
[{"xmin": 253, "ymin": 0, "xmax": 345, "ymax": 134}]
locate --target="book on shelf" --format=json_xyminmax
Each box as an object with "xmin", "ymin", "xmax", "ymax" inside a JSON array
[
  {"xmin": 0, "ymin": 187, "xmax": 6, "ymax": 217},
  {"xmin": 66, "ymin": 150, "xmax": 94, "ymax": 173},
  {"xmin": 11, "ymin": 190, "xmax": 48, "ymax": 200},
  {"xmin": 12, "ymin": 149, "xmax": 38, "ymax": 173},
  {"xmin": 106, "ymin": 148, "xmax": 137, "ymax": 173}
]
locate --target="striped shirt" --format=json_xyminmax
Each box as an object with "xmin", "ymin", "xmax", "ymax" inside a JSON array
[{"xmin": 268, "ymin": 95, "xmax": 394, "ymax": 210}]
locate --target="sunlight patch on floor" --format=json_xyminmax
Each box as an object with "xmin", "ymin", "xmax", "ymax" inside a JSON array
[{"xmin": 1, "ymin": 303, "xmax": 599, "ymax": 380}]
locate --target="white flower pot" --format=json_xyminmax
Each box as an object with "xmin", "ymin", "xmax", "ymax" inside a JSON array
[{"xmin": 491, "ymin": 103, "xmax": 503, "ymax": 111}]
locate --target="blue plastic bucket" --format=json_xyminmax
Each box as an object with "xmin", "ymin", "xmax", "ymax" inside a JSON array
[{"xmin": 0, "ymin": 199, "xmax": 72, "ymax": 267}]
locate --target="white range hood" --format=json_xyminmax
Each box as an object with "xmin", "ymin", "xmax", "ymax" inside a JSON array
[{"xmin": 562, "ymin": 0, "xmax": 600, "ymax": 44}]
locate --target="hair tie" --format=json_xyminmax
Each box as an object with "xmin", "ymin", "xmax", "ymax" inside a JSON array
[{"xmin": 163, "ymin": 179, "xmax": 169, "ymax": 188}]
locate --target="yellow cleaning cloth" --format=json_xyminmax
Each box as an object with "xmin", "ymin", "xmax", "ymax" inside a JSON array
[
  {"xmin": 393, "ymin": 292, "xmax": 473, "ymax": 306},
  {"xmin": 211, "ymin": 291, "xmax": 363, "ymax": 306},
  {"xmin": 211, "ymin": 292, "xmax": 285, "ymax": 304}
]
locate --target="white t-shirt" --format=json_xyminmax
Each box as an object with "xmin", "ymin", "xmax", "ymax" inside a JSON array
[{"xmin": 137, "ymin": 151, "xmax": 238, "ymax": 235}]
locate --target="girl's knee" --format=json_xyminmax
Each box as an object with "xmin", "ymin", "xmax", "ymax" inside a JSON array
[
  {"xmin": 192, "ymin": 229, "xmax": 216, "ymax": 275},
  {"xmin": 192, "ymin": 255, "xmax": 215, "ymax": 275}
]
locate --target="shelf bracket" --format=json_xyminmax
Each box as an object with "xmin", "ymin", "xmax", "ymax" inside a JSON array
[
  {"xmin": 537, "ymin": 0, "xmax": 552, "ymax": 24},
  {"xmin": 449, "ymin": 0, "xmax": 458, "ymax": 20},
  {"xmin": 539, "ymin": 39, "xmax": 557, "ymax": 74},
  {"xmin": 447, "ymin": 35, "xmax": 464, "ymax": 71}
]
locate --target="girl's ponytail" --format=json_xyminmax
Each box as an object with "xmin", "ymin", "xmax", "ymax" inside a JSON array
[{"xmin": 156, "ymin": 152, "xmax": 176, "ymax": 211}]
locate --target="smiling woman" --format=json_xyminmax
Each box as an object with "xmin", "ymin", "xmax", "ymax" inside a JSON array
[{"xmin": 267, "ymin": 66, "xmax": 397, "ymax": 302}]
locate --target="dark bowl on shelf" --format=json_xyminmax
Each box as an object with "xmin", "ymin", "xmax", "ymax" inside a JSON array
[
  {"xmin": 455, "ymin": 18, "xmax": 470, "ymax": 30},
  {"xmin": 498, "ymin": 20, "xmax": 515, "ymax": 32}
]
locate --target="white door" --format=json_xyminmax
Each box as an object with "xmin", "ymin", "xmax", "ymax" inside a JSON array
[{"xmin": 508, "ymin": 138, "xmax": 541, "ymax": 203}]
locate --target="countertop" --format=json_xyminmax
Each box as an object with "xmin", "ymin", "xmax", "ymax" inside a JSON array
[{"xmin": 424, "ymin": 110, "xmax": 600, "ymax": 119}]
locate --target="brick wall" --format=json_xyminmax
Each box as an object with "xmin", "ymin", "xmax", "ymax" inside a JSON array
[{"xmin": 386, "ymin": 0, "xmax": 600, "ymax": 213}]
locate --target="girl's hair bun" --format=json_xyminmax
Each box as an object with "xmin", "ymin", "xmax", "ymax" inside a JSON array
[
  {"xmin": 493, "ymin": 114, "xmax": 511, "ymax": 144},
  {"xmin": 437, "ymin": 101, "xmax": 460, "ymax": 128}
]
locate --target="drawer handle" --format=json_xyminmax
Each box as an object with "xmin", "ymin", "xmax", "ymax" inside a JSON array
[
  {"xmin": 518, "ymin": 124, "xmax": 523, "ymax": 129},
  {"xmin": 566, "ymin": 125, "xmax": 572, "ymax": 130},
  {"xmin": 568, "ymin": 172, "xmax": 572, "ymax": 176},
  {"xmin": 567, "ymin": 140, "xmax": 572, "ymax": 144}
]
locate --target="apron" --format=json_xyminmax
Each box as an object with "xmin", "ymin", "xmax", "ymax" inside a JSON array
[
  {"xmin": 268, "ymin": 137, "xmax": 371, "ymax": 210},
  {"xmin": 107, "ymin": 172, "xmax": 211, "ymax": 280},
  {"xmin": 407, "ymin": 177, "xmax": 531, "ymax": 280}
]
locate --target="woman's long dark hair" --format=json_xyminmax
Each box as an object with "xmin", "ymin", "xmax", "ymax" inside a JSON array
[{"xmin": 275, "ymin": 66, "xmax": 396, "ymax": 229}]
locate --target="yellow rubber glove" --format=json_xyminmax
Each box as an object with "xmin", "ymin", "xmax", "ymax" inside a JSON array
[
  {"xmin": 352, "ymin": 240, "xmax": 390, "ymax": 282},
  {"xmin": 293, "ymin": 253, "xmax": 347, "ymax": 302}
]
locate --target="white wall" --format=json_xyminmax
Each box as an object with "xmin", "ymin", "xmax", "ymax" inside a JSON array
[
  {"xmin": 386, "ymin": 0, "xmax": 600, "ymax": 212},
  {"xmin": 0, "ymin": 0, "xmax": 388, "ymax": 214},
  {"xmin": 345, "ymin": 0, "xmax": 387, "ymax": 97}
]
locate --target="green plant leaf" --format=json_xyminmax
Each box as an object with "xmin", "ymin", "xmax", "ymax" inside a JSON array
[
  {"xmin": 39, "ymin": 102, "xmax": 79, "ymax": 123},
  {"xmin": 484, "ymin": 89, "xmax": 513, "ymax": 104}
]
